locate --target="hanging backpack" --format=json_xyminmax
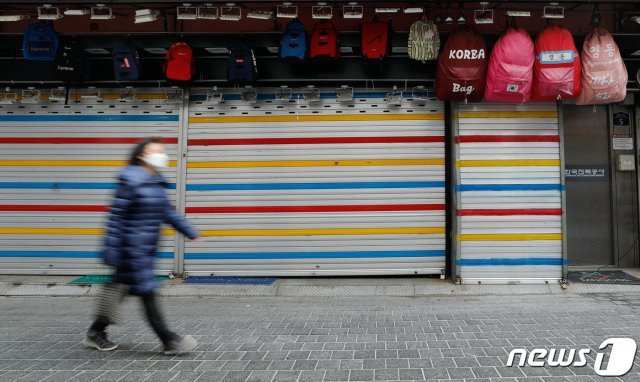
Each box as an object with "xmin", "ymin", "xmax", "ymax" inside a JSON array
[
  {"xmin": 532, "ymin": 24, "xmax": 581, "ymax": 101},
  {"xmin": 23, "ymin": 22, "xmax": 59, "ymax": 61},
  {"xmin": 54, "ymin": 39, "xmax": 88, "ymax": 83},
  {"xmin": 408, "ymin": 16, "xmax": 440, "ymax": 62},
  {"xmin": 227, "ymin": 42, "xmax": 257, "ymax": 84},
  {"xmin": 280, "ymin": 20, "xmax": 307, "ymax": 61},
  {"xmin": 434, "ymin": 25, "xmax": 487, "ymax": 102},
  {"xmin": 164, "ymin": 42, "xmax": 195, "ymax": 82},
  {"xmin": 575, "ymin": 27, "xmax": 627, "ymax": 105},
  {"xmin": 113, "ymin": 44, "xmax": 141, "ymax": 81},
  {"xmin": 361, "ymin": 18, "xmax": 390, "ymax": 60},
  {"xmin": 309, "ymin": 21, "xmax": 339, "ymax": 60},
  {"xmin": 484, "ymin": 27, "xmax": 535, "ymax": 104}
]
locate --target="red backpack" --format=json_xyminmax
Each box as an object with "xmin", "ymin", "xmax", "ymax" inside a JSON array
[
  {"xmin": 484, "ymin": 27, "xmax": 535, "ymax": 104},
  {"xmin": 310, "ymin": 21, "xmax": 339, "ymax": 60},
  {"xmin": 164, "ymin": 42, "xmax": 195, "ymax": 82},
  {"xmin": 361, "ymin": 19, "xmax": 389, "ymax": 59},
  {"xmin": 532, "ymin": 25, "xmax": 581, "ymax": 100},
  {"xmin": 434, "ymin": 25, "xmax": 487, "ymax": 102}
]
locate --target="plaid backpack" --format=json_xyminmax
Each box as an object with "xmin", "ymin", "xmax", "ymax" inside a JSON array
[{"xmin": 408, "ymin": 17, "xmax": 440, "ymax": 62}]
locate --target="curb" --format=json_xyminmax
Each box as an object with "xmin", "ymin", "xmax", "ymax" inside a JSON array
[{"xmin": 2, "ymin": 281, "xmax": 640, "ymax": 297}]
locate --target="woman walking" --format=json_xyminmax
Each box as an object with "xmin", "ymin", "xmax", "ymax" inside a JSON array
[{"xmin": 84, "ymin": 137, "xmax": 202, "ymax": 354}]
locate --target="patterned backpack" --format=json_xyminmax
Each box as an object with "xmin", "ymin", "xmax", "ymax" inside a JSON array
[{"xmin": 408, "ymin": 16, "xmax": 440, "ymax": 62}]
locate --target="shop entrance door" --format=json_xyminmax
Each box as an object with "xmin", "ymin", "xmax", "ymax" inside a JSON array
[
  {"xmin": 563, "ymin": 105, "xmax": 638, "ymax": 267},
  {"xmin": 563, "ymin": 105, "xmax": 613, "ymax": 266}
]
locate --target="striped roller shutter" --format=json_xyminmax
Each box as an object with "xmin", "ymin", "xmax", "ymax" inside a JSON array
[
  {"xmin": 185, "ymin": 88, "xmax": 446, "ymax": 276},
  {"xmin": 0, "ymin": 89, "xmax": 182, "ymax": 275},
  {"xmin": 454, "ymin": 103, "xmax": 564, "ymax": 283}
]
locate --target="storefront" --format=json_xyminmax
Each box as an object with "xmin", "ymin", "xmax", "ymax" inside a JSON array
[{"xmin": 0, "ymin": 1, "xmax": 638, "ymax": 283}]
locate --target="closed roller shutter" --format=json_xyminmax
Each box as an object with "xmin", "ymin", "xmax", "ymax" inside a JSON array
[
  {"xmin": 0, "ymin": 89, "xmax": 182, "ymax": 274},
  {"xmin": 185, "ymin": 88, "xmax": 446, "ymax": 276},
  {"xmin": 455, "ymin": 103, "xmax": 564, "ymax": 283}
]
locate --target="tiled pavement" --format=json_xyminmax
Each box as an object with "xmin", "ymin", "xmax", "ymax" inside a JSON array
[{"xmin": 1, "ymin": 293, "xmax": 640, "ymax": 381}]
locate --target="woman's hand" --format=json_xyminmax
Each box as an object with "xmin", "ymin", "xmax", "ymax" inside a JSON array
[{"xmin": 192, "ymin": 237, "xmax": 205, "ymax": 242}]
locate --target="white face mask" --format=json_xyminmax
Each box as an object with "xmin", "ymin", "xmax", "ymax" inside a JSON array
[{"xmin": 142, "ymin": 153, "xmax": 169, "ymax": 169}]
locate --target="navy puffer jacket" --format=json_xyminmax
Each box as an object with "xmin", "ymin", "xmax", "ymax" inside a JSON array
[{"xmin": 104, "ymin": 165, "xmax": 198, "ymax": 295}]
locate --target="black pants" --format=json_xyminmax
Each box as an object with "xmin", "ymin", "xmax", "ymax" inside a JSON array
[{"xmin": 90, "ymin": 290, "xmax": 176, "ymax": 345}]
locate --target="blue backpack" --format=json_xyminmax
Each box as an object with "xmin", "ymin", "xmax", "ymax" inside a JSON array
[
  {"xmin": 228, "ymin": 42, "xmax": 257, "ymax": 84},
  {"xmin": 113, "ymin": 45, "xmax": 141, "ymax": 81},
  {"xmin": 23, "ymin": 22, "xmax": 59, "ymax": 61},
  {"xmin": 280, "ymin": 20, "xmax": 307, "ymax": 61}
]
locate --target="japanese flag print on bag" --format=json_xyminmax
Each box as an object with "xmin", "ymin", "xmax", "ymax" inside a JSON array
[
  {"xmin": 164, "ymin": 42, "xmax": 195, "ymax": 82},
  {"xmin": 408, "ymin": 16, "xmax": 440, "ymax": 62},
  {"xmin": 310, "ymin": 21, "xmax": 339, "ymax": 60},
  {"xmin": 575, "ymin": 27, "xmax": 627, "ymax": 105},
  {"xmin": 532, "ymin": 24, "xmax": 581, "ymax": 100},
  {"xmin": 434, "ymin": 25, "xmax": 487, "ymax": 102},
  {"xmin": 484, "ymin": 27, "xmax": 534, "ymax": 104}
]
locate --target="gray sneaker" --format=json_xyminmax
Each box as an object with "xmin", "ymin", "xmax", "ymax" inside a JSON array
[
  {"xmin": 84, "ymin": 330, "xmax": 118, "ymax": 351},
  {"xmin": 163, "ymin": 335, "xmax": 197, "ymax": 355}
]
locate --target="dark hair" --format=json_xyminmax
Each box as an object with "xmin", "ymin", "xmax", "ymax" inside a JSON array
[{"xmin": 129, "ymin": 137, "xmax": 164, "ymax": 166}]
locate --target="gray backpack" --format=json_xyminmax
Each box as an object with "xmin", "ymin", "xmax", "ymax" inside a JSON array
[{"xmin": 408, "ymin": 17, "xmax": 440, "ymax": 62}]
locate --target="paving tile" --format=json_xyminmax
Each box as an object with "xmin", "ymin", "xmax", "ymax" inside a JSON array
[
  {"xmin": 374, "ymin": 369, "xmax": 398, "ymax": 381},
  {"xmin": 348, "ymin": 369, "xmax": 373, "ymax": 381},
  {"xmin": 298, "ymin": 370, "xmax": 325, "ymax": 381},
  {"xmin": 273, "ymin": 370, "xmax": 301, "ymax": 382},
  {"xmin": 245, "ymin": 370, "xmax": 276, "ymax": 382},
  {"xmin": 220, "ymin": 370, "xmax": 251, "ymax": 382}
]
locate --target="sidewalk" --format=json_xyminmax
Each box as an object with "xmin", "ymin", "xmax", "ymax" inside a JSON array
[
  {"xmin": 2, "ymin": 292, "xmax": 640, "ymax": 381},
  {"xmin": 2, "ymin": 270, "xmax": 640, "ymax": 297}
]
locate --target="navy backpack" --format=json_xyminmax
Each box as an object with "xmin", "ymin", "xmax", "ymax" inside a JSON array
[
  {"xmin": 23, "ymin": 22, "xmax": 59, "ymax": 61},
  {"xmin": 228, "ymin": 42, "xmax": 257, "ymax": 84},
  {"xmin": 113, "ymin": 45, "xmax": 141, "ymax": 81},
  {"xmin": 280, "ymin": 20, "xmax": 307, "ymax": 61}
]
